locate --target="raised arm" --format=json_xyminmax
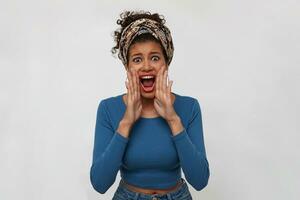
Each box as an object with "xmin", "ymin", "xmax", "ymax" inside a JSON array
[
  {"xmin": 90, "ymin": 100, "xmax": 129, "ymax": 194},
  {"xmin": 171, "ymin": 98, "xmax": 210, "ymax": 191}
]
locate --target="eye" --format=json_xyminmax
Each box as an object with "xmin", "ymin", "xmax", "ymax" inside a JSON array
[
  {"xmin": 132, "ymin": 57, "xmax": 142, "ymax": 63},
  {"xmin": 151, "ymin": 55, "xmax": 160, "ymax": 61}
]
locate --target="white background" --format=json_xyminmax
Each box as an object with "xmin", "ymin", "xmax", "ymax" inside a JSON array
[{"xmin": 1, "ymin": 0, "xmax": 299, "ymax": 199}]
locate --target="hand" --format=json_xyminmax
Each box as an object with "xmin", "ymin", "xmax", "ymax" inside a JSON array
[
  {"xmin": 154, "ymin": 65, "xmax": 176, "ymax": 122},
  {"xmin": 123, "ymin": 68, "xmax": 142, "ymax": 125}
]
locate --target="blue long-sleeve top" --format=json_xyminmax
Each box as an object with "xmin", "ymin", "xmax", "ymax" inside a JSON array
[{"xmin": 90, "ymin": 92, "xmax": 210, "ymax": 194}]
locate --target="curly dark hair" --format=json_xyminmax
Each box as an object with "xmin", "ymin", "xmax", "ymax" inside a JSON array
[{"xmin": 111, "ymin": 10, "xmax": 168, "ymax": 64}]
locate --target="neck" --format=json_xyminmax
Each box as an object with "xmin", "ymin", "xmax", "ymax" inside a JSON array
[{"xmin": 141, "ymin": 96, "xmax": 155, "ymax": 111}]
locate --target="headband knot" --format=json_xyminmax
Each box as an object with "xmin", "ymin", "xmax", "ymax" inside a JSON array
[{"xmin": 118, "ymin": 18, "xmax": 174, "ymax": 66}]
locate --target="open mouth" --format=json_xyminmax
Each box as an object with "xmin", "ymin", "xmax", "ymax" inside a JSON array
[{"xmin": 139, "ymin": 76, "xmax": 156, "ymax": 92}]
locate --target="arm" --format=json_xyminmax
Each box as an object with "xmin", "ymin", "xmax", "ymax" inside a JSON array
[
  {"xmin": 171, "ymin": 99, "xmax": 210, "ymax": 191},
  {"xmin": 90, "ymin": 100, "xmax": 129, "ymax": 194}
]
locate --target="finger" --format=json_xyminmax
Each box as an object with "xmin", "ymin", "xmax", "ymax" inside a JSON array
[
  {"xmin": 135, "ymin": 70, "xmax": 140, "ymax": 97},
  {"xmin": 166, "ymin": 73, "xmax": 169, "ymax": 88},
  {"xmin": 159, "ymin": 66, "xmax": 165, "ymax": 94},
  {"xmin": 130, "ymin": 68, "xmax": 136, "ymax": 98},
  {"xmin": 125, "ymin": 74, "xmax": 128, "ymax": 88},
  {"xmin": 157, "ymin": 68, "xmax": 161, "ymax": 93},
  {"xmin": 156, "ymin": 67, "xmax": 161, "ymax": 96},
  {"xmin": 167, "ymin": 80, "xmax": 173, "ymax": 94},
  {"xmin": 133, "ymin": 69, "xmax": 138, "ymax": 99},
  {"xmin": 127, "ymin": 70, "xmax": 133, "ymax": 99},
  {"xmin": 130, "ymin": 69, "xmax": 135, "ymax": 100},
  {"xmin": 154, "ymin": 98, "xmax": 161, "ymax": 107},
  {"xmin": 126, "ymin": 71, "xmax": 130, "ymax": 96},
  {"xmin": 163, "ymin": 69, "xmax": 168, "ymax": 93}
]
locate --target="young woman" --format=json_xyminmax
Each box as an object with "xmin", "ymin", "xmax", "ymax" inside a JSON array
[{"xmin": 90, "ymin": 10, "xmax": 210, "ymax": 200}]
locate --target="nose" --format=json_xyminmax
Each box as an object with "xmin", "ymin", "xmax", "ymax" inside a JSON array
[{"xmin": 141, "ymin": 59, "xmax": 154, "ymax": 71}]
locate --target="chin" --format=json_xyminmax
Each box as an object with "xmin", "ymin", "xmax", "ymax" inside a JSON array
[{"xmin": 141, "ymin": 92, "xmax": 155, "ymax": 98}]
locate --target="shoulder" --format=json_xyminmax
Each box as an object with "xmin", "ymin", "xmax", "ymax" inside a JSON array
[
  {"xmin": 95, "ymin": 93, "xmax": 124, "ymax": 120},
  {"xmin": 174, "ymin": 92, "xmax": 202, "ymax": 122},
  {"xmin": 175, "ymin": 92, "xmax": 201, "ymax": 110},
  {"xmin": 97, "ymin": 93, "xmax": 122, "ymax": 108}
]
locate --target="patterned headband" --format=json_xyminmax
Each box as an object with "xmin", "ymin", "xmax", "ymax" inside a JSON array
[{"xmin": 118, "ymin": 18, "xmax": 174, "ymax": 66}]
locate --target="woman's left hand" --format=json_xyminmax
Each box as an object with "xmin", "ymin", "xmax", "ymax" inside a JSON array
[{"xmin": 154, "ymin": 65, "xmax": 177, "ymax": 122}]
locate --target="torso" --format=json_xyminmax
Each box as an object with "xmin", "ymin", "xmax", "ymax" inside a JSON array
[
  {"xmin": 121, "ymin": 93, "xmax": 179, "ymax": 194},
  {"xmin": 122, "ymin": 93, "xmax": 176, "ymax": 118}
]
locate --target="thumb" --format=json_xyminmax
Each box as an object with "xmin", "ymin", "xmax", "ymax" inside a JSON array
[{"xmin": 168, "ymin": 80, "xmax": 173, "ymax": 93}]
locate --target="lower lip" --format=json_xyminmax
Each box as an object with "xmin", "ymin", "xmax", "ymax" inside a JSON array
[{"xmin": 140, "ymin": 82, "xmax": 155, "ymax": 93}]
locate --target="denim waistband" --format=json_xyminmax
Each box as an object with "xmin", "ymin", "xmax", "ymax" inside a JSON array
[{"xmin": 117, "ymin": 178, "xmax": 188, "ymax": 200}]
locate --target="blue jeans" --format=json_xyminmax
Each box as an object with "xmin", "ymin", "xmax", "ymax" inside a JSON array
[{"xmin": 112, "ymin": 178, "xmax": 193, "ymax": 200}]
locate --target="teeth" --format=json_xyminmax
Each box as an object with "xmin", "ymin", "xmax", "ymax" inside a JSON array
[{"xmin": 140, "ymin": 75, "xmax": 154, "ymax": 79}]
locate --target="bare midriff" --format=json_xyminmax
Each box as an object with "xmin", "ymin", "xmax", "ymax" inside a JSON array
[{"xmin": 122, "ymin": 179, "xmax": 183, "ymax": 195}]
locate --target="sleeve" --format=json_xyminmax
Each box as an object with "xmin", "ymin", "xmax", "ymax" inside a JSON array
[
  {"xmin": 171, "ymin": 98, "xmax": 210, "ymax": 191},
  {"xmin": 89, "ymin": 100, "xmax": 129, "ymax": 194}
]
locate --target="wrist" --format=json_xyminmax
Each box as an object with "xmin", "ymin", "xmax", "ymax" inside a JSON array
[
  {"xmin": 120, "ymin": 118, "xmax": 133, "ymax": 127},
  {"xmin": 117, "ymin": 119, "xmax": 133, "ymax": 138},
  {"xmin": 167, "ymin": 115, "xmax": 184, "ymax": 136},
  {"xmin": 167, "ymin": 114, "xmax": 180, "ymax": 124}
]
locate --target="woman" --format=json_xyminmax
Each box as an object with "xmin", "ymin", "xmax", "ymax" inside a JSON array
[{"xmin": 90, "ymin": 10, "xmax": 210, "ymax": 200}]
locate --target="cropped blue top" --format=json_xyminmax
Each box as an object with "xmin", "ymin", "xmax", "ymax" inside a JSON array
[{"xmin": 90, "ymin": 92, "xmax": 209, "ymax": 194}]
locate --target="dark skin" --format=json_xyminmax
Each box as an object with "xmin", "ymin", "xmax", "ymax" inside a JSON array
[
  {"xmin": 122, "ymin": 40, "xmax": 179, "ymax": 122},
  {"xmin": 121, "ymin": 40, "xmax": 184, "ymax": 194}
]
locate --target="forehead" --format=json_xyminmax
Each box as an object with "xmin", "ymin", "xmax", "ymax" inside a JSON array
[{"xmin": 128, "ymin": 40, "xmax": 163, "ymax": 56}]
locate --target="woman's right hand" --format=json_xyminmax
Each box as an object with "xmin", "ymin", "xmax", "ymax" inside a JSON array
[{"xmin": 123, "ymin": 68, "xmax": 142, "ymax": 125}]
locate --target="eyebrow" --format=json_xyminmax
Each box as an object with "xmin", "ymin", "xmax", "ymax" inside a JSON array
[{"xmin": 131, "ymin": 51, "xmax": 161, "ymax": 57}]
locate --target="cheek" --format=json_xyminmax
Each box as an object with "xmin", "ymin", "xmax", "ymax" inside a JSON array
[
  {"xmin": 127, "ymin": 64, "xmax": 141, "ymax": 71},
  {"xmin": 155, "ymin": 63, "xmax": 167, "ymax": 71},
  {"xmin": 151, "ymin": 61, "xmax": 165, "ymax": 69},
  {"xmin": 158, "ymin": 58, "xmax": 167, "ymax": 67}
]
